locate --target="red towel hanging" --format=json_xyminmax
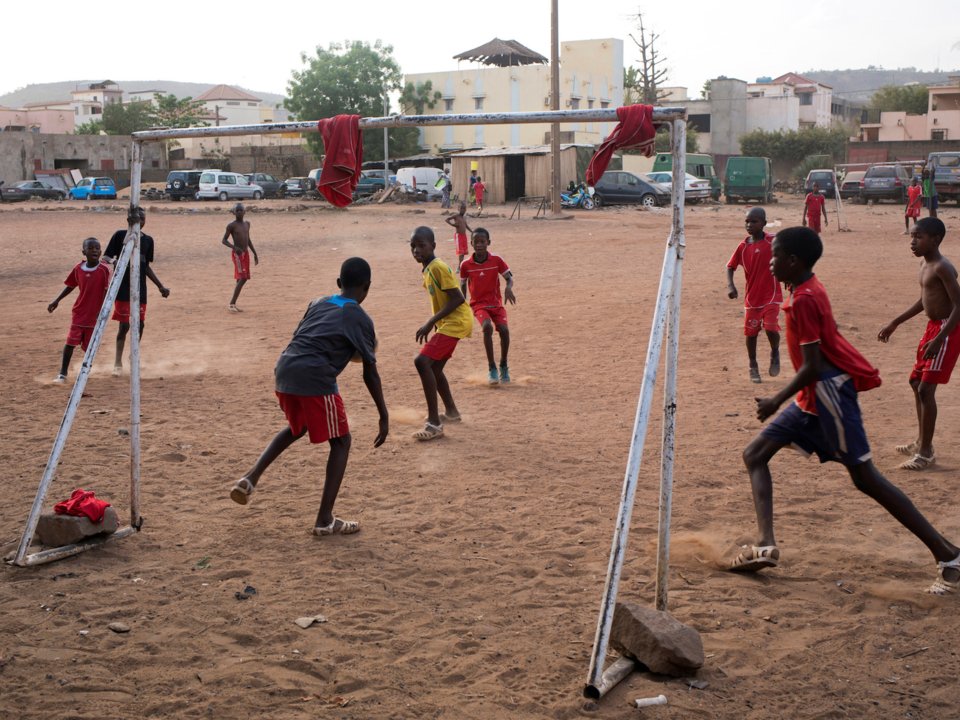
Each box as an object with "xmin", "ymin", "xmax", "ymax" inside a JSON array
[
  {"xmin": 585, "ymin": 105, "xmax": 656, "ymax": 187},
  {"xmin": 316, "ymin": 115, "xmax": 363, "ymax": 207}
]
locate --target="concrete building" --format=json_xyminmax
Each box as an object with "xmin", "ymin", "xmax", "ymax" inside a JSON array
[
  {"xmin": 71, "ymin": 80, "xmax": 123, "ymax": 120},
  {"xmin": 856, "ymin": 77, "xmax": 960, "ymax": 143},
  {"xmin": 404, "ymin": 39, "xmax": 623, "ymax": 154},
  {"xmin": 0, "ymin": 105, "xmax": 74, "ymax": 134}
]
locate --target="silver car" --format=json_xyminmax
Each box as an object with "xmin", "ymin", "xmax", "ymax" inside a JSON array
[{"xmin": 197, "ymin": 170, "xmax": 264, "ymax": 201}]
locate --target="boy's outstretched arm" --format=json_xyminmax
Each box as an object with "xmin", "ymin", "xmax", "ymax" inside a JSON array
[
  {"xmin": 361, "ymin": 360, "xmax": 389, "ymax": 447},
  {"xmin": 878, "ymin": 299, "xmax": 924, "ymax": 342},
  {"xmin": 48, "ymin": 286, "xmax": 74, "ymax": 313},
  {"xmin": 145, "ymin": 267, "xmax": 171, "ymax": 298},
  {"xmin": 503, "ymin": 271, "xmax": 516, "ymax": 304},
  {"xmin": 755, "ymin": 341, "xmax": 822, "ymax": 421},
  {"xmin": 726, "ymin": 267, "xmax": 738, "ymax": 299},
  {"xmin": 416, "ymin": 287, "xmax": 466, "ymax": 344}
]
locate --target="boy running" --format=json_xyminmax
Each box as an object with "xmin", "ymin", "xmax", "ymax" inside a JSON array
[
  {"xmin": 222, "ymin": 203, "xmax": 259, "ymax": 312},
  {"xmin": 444, "ymin": 201, "xmax": 472, "ymax": 271},
  {"xmin": 878, "ymin": 218, "xmax": 960, "ymax": 470},
  {"xmin": 727, "ymin": 207, "xmax": 782, "ymax": 383},
  {"xmin": 459, "ymin": 228, "xmax": 516, "ymax": 384},
  {"xmin": 802, "ymin": 182, "xmax": 828, "ymax": 235},
  {"xmin": 48, "ymin": 237, "xmax": 111, "ymax": 383},
  {"xmin": 229, "ymin": 258, "xmax": 388, "ymax": 536},
  {"xmin": 904, "ymin": 177, "xmax": 923, "ymax": 234},
  {"xmin": 729, "ymin": 226, "xmax": 960, "ymax": 596},
  {"xmin": 411, "ymin": 226, "xmax": 473, "ymax": 441}
]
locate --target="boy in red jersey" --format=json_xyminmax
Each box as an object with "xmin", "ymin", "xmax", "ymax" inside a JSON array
[
  {"xmin": 222, "ymin": 203, "xmax": 259, "ymax": 312},
  {"xmin": 229, "ymin": 257, "xmax": 388, "ymax": 536},
  {"xmin": 878, "ymin": 218, "xmax": 960, "ymax": 470},
  {"xmin": 411, "ymin": 226, "xmax": 474, "ymax": 440},
  {"xmin": 459, "ymin": 228, "xmax": 516, "ymax": 384},
  {"xmin": 727, "ymin": 207, "xmax": 782, "ymax": 383},
  {"xmin": 802, "ymin": 182, "xmax": 828, "ymax": 235},
  {"xmin": 904, "ymin": 177, "xmax": 923, "ymax": 234},
  {"xmin": 444, "ymin": 201, "xmax": 472, "ymax": 272},
  {"xmin": 473, "ymin": 176, "xmax": 486, "ymax": 214},
  {"xmin": 729, "ymin": 226, "xmax": 960, "ymax": 596},
  {"xmin": 48, "ymin": 237, "xmax": 111, "ymax": 383}
]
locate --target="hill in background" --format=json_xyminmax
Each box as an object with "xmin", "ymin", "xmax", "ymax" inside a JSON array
[{"xmin": 802, "ymin": 67, "xmax": 959, "ymax": 103}]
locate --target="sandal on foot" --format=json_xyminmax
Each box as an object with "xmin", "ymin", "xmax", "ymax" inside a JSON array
[
  {"xmin": 313, "ymin": 517, "xmax": 360, "ymax": 536},
  {"xmin": 749, "ymin": 366, "xmax": 762, "ymax": 384},
  {"xmin": 230, "ymin": 477, "xmax": 255, "ymax": 505},
  {"xmin": 768, "ymin": 355, "xmax": 780, "ymax": 378},
  {"xmin": 927, "ymin": 552, "xmax": 960, "ymax": 595},
  {"xmin": 729, "ymin": 545, "xmax": 780, "ymax": 572},
  {"xmin": 439, "ymin": 413, "xmax": 462, "ymax": 424},
  {"xmin": 899, "ymin": 453, "xmax": 935, "ymax": 470},
  {"xmin": 895, "ymin": 441, "xmax": 919, "ymax": 456},
  {"xmin": 413, "ymin": 422, "xmax": 443, "ymax": 441}
]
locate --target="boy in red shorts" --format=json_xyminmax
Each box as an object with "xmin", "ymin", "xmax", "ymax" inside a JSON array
[
  {"xmin": 802, "ymin": 181, "xmax": 828, "ymax": 235},
  {"xmin": 444, "ymin": 201, "xmax": 472, "ymax": 272},
  {"xmin": 102, "ymin": 207, "xmax": 170, "ymax": 376},
  {"xmin": 222, "ymin": 203, "xmax": 259, "ymax": 312},
  {"xmin": 411, "ymin": 225, "xmax": 473, "ymax": 440},
  {"xmin": 878, "ymin": 218, "xmax": 960, "ymax": 470},
  {"xmin": 729, "ymin": 226, "xmax": 960, "ymax": 596},
  {"xmin": 727, "ymin": 207, "xmax": 782, "ymax": 383},
  {"xmin": 473, "ymin": 176, "xmax": 486, "ymax": 214},
  {"xmin": 229, "ymin": 257, "xmax": 388, "ymax": 536},
  {"xmin": 48, "ymin": 237, "xmax": 111, "ymax": 383},
  {"xmin": 459, "ymin": 227, "xmax": 516, "ymax": 385},
  {"xmin": 904, "ymin": 177, "xmax": 922, "ymax": 234}
]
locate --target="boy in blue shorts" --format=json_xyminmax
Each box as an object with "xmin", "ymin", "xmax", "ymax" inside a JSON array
[
  {"xmin": 229, "ymin": 257, "xmax": 389, "ymax": 536},
  {"xmin": 729, "ymin": 226, "xmax": 960, "ymax": 596}
]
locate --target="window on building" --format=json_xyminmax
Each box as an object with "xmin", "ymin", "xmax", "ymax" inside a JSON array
[
  {"xmin": 474, "ymin": 97, "xmax": 484, "ymax": 111},
  {"xmin": 689, "ymin": 114, "xmax": 711, "ymax": 132},
  {"xmin": 248, "ymin": 102, "xmax": 256, "ymax": 107},
  {"xmin": 799, "ymin": 94, "xmax": 813, "ymax": 106},
  {"xmin": 588, "ymin": 99, "xmax": 594, "ymax": 109},
  {"xmin": 570, "ymin": 98, "xmax": 580, "ymax": 110},
  {"xmin": 932, "ymin": 130, "xmax": 947, "ymax": 141},
  {"xmin": 227, "ymin": 101, "xmax": 240, "ymax": 106},
  {"xmin": 445, "ymin": 98, "xmax": 454, "ymax": 111},
  {"xmin": 600, "ymin": 100, "xmax": 610, "ymax": 109}
]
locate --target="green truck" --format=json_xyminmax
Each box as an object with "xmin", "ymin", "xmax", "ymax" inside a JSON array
[
  {"xmin": 724, "ymin": 156, "xmax": 774, "ymax": 204},
  {"xmin": 651, "ymin": 153, "xmax": 721, "ymax": 200}
]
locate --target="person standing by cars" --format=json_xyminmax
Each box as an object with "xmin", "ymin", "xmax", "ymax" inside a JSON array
[
  {"xmin": 802, "ymin": 182, "xmax": 828, "ymax": 235},
  {"xmin": 923, "ymin": 161, "xmax": 939, "ymax": 218}
]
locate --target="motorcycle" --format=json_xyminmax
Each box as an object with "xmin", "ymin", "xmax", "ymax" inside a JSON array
[{"xmin": 561, "ymin": 182, "xmax": 595, "ymax": 210}]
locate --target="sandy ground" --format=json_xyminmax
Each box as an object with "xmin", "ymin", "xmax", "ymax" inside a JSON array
[{"xmin": 1, "ymin": 193, "xmax": 959, "ymax": 719}]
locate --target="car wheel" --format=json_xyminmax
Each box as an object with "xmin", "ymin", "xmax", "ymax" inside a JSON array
[
  {"xmin": 640, "ymin": 193, "xmax": 657, "ymax": 208},
  {"xmin": 252, "ymin": 191, "xmax": 263, "ymax": 200},
  {"xmin": 218, "ymin": 191, "xmax": 229, "ymax": 201},
  {"xmin": 58, "ymin": 193, "xmax": 66, "ymax": 201},
  {"xmin": 582, "ymin": 196, "xmax": 595, "ymax": 210},
  {"xmin": 592, "ymin": 194, "xmax": 604, "ymax": 208},
  {"xmin": 195, "ymin": 191, "xmax": 201, "ymax": 201},
  {"xmin": 688, "ymin": 198, "xmax": 700, "ymax": 205}
]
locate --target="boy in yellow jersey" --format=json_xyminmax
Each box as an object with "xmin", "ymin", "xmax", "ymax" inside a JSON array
[{"xmin": 410, "ymin": 226, "xmax": 474, "ymax": 440}]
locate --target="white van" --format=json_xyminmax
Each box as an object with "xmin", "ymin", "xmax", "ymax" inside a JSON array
[
  {"xmin": 197, "ymin": 170, "xmax": 264, "ymax": 201},
  {"xmin": 396, "ymin": 167, "xmax": 444, "ymax": 200}
]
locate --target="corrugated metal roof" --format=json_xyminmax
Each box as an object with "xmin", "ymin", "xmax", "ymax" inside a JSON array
[{"xmin": 451, "ymin": 143, "xmax": 591, "ymax": 157}]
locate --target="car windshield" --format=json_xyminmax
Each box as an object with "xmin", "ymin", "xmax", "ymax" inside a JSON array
[
  {"xmin": 869, "ymin": 167, "xmax": 895, "ymax": 177},
  {"xmin": 936, "ymin": 155, "xmax": 959, "ymax": 168},
  {"xmin": 94, "ymin": 178, "xmax": 112, "ymax": 186}
]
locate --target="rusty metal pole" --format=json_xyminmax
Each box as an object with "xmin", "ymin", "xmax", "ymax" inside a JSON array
[{"xmin": 550, "ymin": 0, "xmax": 562, "ymax": 215}]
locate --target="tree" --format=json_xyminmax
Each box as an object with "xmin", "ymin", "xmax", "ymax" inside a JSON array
[
  {"xmin": 152, "ymin": 93, "xmax": 208, "ymax": 128},
  {"xmin": 653, "ymin": 123, "xmax": 700, "ymax": 154},
  {"xmin": 390, "ymin": 80, "xmax": 443, "ymax": 158},
  {"xmin": 625, "ymin": 12, "xmax": 669, "ymax": 104},
  {"xmin": 739, "ymin": 126, "xmax": 849, "ymax": 175},
  {"xmin": 869, "ymin": 84, "xmax": 929, "ymax": 115},
  {"xmin": 700, "ymin": 80, "xmax": 712, "ymax": 100},
  {"xmin": 285, "ymin": 40, "xmax": 406, "ymax": 162},
  {"xmin": 74, "ymin": 119, "xmax": 103, "ymax": 135},
  {"xmin": 101, "ymin": 102, "xmax": 154, "ymax": 135}
]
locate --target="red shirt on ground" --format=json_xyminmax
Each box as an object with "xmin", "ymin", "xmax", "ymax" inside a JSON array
[
  {"xmin": 460, "ymin": 253, "xmax": 510, "ymax": 307},
  {"xmin": 64, "ymin": 261, "xmax": 111, "ymax": 327},
  {"xmin": 727, "ymin": 233, "xmax": 783, "ymax": 309},
  {"xmin": 783, "ymin": 274, "xmax": 881, "ymax": 414}
]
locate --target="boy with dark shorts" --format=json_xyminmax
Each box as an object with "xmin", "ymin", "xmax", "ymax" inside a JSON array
[
  {"xmin": 878, "ymin": 218, "xmax": 960, "ymax": 470},
  {"xmin": 459, "ymin": 227, "xmax": 516, "ymax": 385},
  {"xmin": 48, "ymin": 237, "xmax": 111, "ymax": 383},
  {"xmin": 802, "ymin": 182, "xmax": 828, "ymax": 235},
  {"xmin": 102, "ymin": 207, "xmax": 170, "ymax": 376},
  {"xmin": 729, "ymin": 226, "xmax": 960, "ymax": 596},
  {"xmin": 727, "ymin": 207, "xmax": 782, "ymax": 383},
  {"xmin": 229, "ymin": 257, "xmax": 388, "ymax": 536},
  {"xmin": 411, "ymin": 226, "xmax": 473, "ymax": 441},
  {"xmin": 222, "ymin": 203, "xmax": 259, "ymax": 312},
  {"xmin": 444, "ymin": 201, "xmax": 472, "ymax": 272}
]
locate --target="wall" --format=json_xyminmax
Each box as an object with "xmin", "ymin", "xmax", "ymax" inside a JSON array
[
  {"xmin": 0, "ymin": 107, "xmax": 75, "ymax": 134},
  {"xmin": 846, "ymin": 139, "xmax": 960, "ymax": 166},
  {"xmin": 228, "ymin": 145, "xmax": 317, "ymax": 177},
  {"xmin": 709, "ymin": 79, "xmax": 748, "ymax": 156}
]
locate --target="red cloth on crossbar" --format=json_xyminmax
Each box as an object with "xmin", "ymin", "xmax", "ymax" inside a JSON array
[
  {"xmin": 54, "ymin": 489, "xmax": 111, "ymax": 523},
  {"xmin": 585, "ymin": 105, "xmax": 656, "ymax": 186},
  {"xmin": 317, "ymin": 115, "xmax": 363, "ymax": 207}
]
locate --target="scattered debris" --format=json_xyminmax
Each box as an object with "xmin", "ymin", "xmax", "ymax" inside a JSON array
[
  {"xmin": 294, "ymin": 614, "xmax": 328, "ymax": 629},
  {"xmin": 107, "ymin": 622, "xmax": 130, "ymax": 633}
]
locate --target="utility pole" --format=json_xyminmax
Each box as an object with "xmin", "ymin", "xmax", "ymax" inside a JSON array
[
  {"xmin": 383, "ymin": 92, "xmax": 390, "ymax": 184},
  {"xmin": 550, "ymin": 0, "xmax": 561, "ymax": 215}
]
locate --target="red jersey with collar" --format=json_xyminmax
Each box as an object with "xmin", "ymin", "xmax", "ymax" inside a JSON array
[
  {"xmin": 727, "ymin": 233, "xmax": 783, "ymax": 308},
  {"xmin": 64, "ymin": 261, "xmax": 111, "ymax": 327},
  {"xmin": 907, "ymin": 184, "xmax": 922, "ymax": 212},
  {"xmin": 805, "ymin": 192, "xmax": 825, "ymax": 217},
  {"xmin": 460, "ymin": 253, "xmax": 510, "ymax": 308},
  {"xmin": 784, "ymin": 275, "xmax": 881, "ymax": 413}
]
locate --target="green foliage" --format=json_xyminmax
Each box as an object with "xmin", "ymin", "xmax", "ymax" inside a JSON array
[
  {"xmin": 151, "ymin": 93, "xmax": 208, "ymax": 128},
  {"xmin": 700, "ymin": 79, "xmax": 712, "ymax": 99},
  {"xmin": 869, "ymin": 84, "xmax": 929, "ymax": 115},
  {"xmin": 74, "ymin": 119, "xmax": 103, "ymax": 135},
  {"xmin": 400, "ymin": 81, "xmax": 441, "ymax": 114},
  {"xmin": 653, "ymin": 123, "xmax": 700, "ymax": 153},
  {"xmin": 285, "ymin": 39, "xmax": 408, "ymax": 161},
  {"xmin": 794, "ymin": 155, "xmax": 834, "ymax": 181},
  {"xmin": 101, "ymin": 102, "xmax": 155, "ymax": 135},
  {"xmin": 739, "ymin": 127, "xmax": 848, "ymax": 170}
]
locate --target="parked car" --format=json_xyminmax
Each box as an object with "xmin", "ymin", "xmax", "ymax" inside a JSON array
[
  {"xmin": 69, "ymin": 177, "xmax": 117, "ymax": 200},
  {"xmin": 724, "ymin": 156, "xmax": 773, "ymax": 204},
  {"xmin": 928, "ymin": 151, "xmax": 960, "ymax": 204},
  {"xmin": 165, "ymin": 170, "xmax": 203, "ymax": 201},
  {"xmin": 591, "ymin": 171, "xmax": 670, "ymax": 208},
  {"xmin": 651, "ymin": 153, "xmax": 721, "ymax": 200},
  {"xmin": 803, "ymin": 169, "xmax": 836, "ymax": 198},
  {"xmin": 396, "ymin": 167, "xmax": 444, "ymax": 200},
  {"xmin": 353, "ymin": 170, "xmax": 386, "ymax": 198},
  {"xmin": 860, "ymin": 164, "xmax": 910, "ymax": 203},
  {"xmin": 644, "ymin": 171, "xmax": 711, "ymax": 203},
  {"xmin": 11, "ymin": 180, "xmax": 67, "ymax": 200},
  {"xmin": 197, "ymin": 170, "xmax": 264, "ymax": 201},
  {"xmin": 0, "ymin": 181, "xmax": 29, "ymax": 203},
  {"xmin": 244, "ymin": 173, "xmax": 285, "ymax": 198},
  {"xmin": 283, "ymin": 177, "xmax": 311, "ymax": 198},
  {"xmin": 839, "ymin": 171, "xmax": 865, "ymax": 201}
]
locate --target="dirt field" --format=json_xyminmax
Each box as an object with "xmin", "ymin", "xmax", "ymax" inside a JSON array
[{"xmin": 1, "ymin": 194, "xmax": 958, "ymax": 719}]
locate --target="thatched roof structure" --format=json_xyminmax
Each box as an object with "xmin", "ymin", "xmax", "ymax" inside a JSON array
[{"xmin": 453, "ymin": 38, "xmax": 548, "ymax": 67}]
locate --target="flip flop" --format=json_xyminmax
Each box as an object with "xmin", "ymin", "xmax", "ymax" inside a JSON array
[
  {"xmin": 413, "ymin": 422, "xmax": 444, "ymax": 441},
  {"xmin": 749, "ymin": 366, "xmax": 762, "ymax": 384},
  {"xmin": 313, "ymin": 517, "xmax": 360, "ymax": 536},
  {"xmin": 927, "ymin": 552, "xmax": 960, "ymax": 596},
  {"xmin": 230, "ymin": 477, "xmax": 255, "ymax": 505},
  {"xmin": 899, "ymin": 453, "xmax": 935, "ymax": 471},
  {"xmin": 729, "ymin": 545, "xmax": 780, "ymax": 572}
]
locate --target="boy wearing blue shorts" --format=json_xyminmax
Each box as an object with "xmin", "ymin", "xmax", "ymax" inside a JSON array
[{"xmin": 729, "ymin": 226, "xmax": 960, "ymax": 596}]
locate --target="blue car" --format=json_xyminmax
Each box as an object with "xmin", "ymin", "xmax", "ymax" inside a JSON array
[{"xmin": 70, "ymin": 177, "xmax": 117, "ymax": 200}]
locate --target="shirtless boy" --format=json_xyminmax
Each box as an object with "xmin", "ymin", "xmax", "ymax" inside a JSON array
[
  {"xmin": 445, "ymin": 201, "xmax": 472, "ymax": 271},
  {"xmin": 222, "ymin": 203, "xmax": 259, "ymax": 311},
  {"xmin": 878, "ymin": 218, "xmax": 960, "ymax": 470}
]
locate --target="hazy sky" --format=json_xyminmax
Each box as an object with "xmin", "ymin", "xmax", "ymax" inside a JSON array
[{"xmin": 2, "ymin": 1, "xmax": 958, "ymax": 99}]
